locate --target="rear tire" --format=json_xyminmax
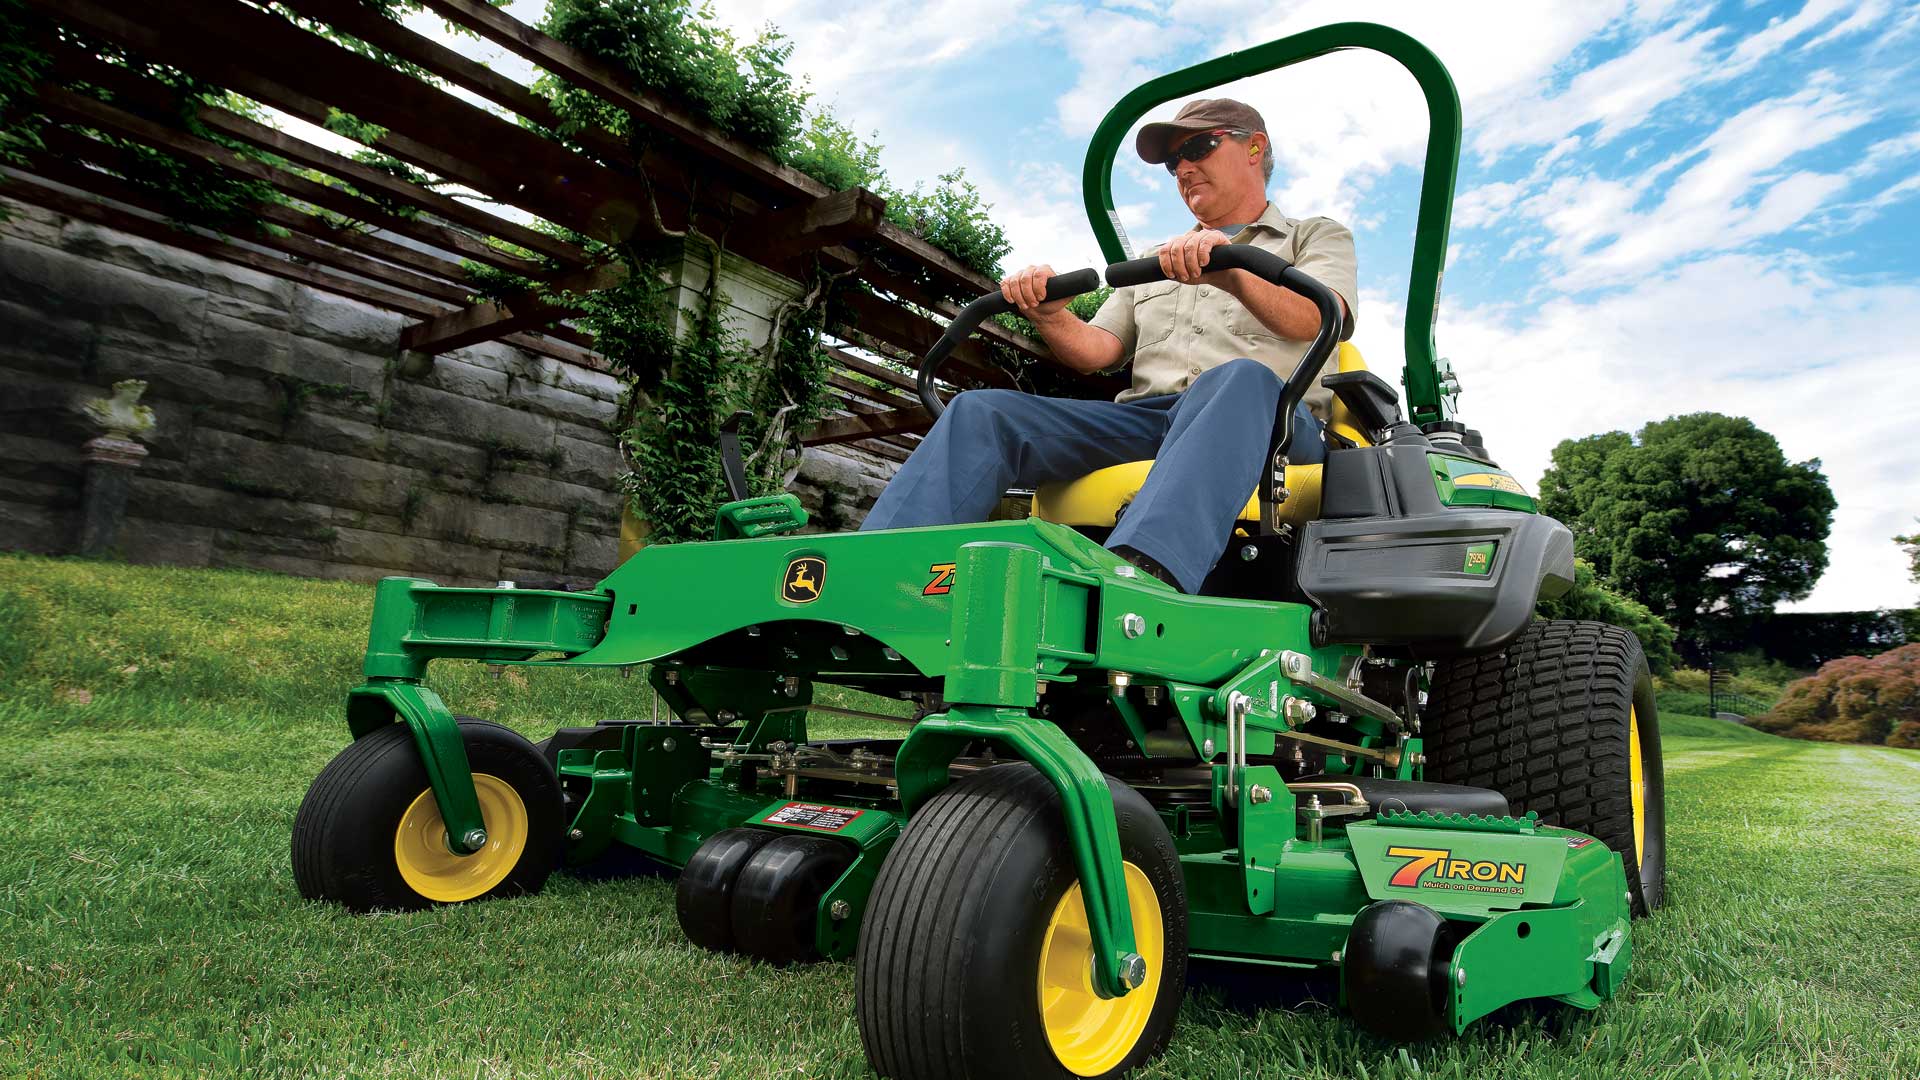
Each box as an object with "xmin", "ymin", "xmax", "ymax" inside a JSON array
[
  {"xmin": 1426, "ymin": 620, "xmax": 1666, "ymax": 914},
  {"xmin": 855, "ymin": 764, "xmax": 1187, "ymax": 1080},
  {"xmin": 293, "ymin": 719, "xmax": 562, "ymax": 912}
]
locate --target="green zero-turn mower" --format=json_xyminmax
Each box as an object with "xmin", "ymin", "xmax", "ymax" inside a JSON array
[{"xmin": 294, "ymin": 23, "xmax": 1665, "ymax": 1078}]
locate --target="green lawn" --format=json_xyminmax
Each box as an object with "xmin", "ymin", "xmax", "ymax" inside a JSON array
[{"xmin": 2, "ymin": 554, "xmax": 1917, "ymax": 1079}]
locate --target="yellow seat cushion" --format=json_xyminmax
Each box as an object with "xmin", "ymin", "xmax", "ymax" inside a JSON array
[{"xmin": 1032, "ymin": 343, "xmax": 1370, "ymax": 529}]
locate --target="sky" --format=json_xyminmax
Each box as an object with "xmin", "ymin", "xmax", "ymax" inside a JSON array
[{"xmin": 380, "ymin": 0, "xmax": 1920, "ymax": 612}]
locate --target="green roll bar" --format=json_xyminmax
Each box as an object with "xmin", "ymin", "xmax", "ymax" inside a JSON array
[{"xmin": 1080, "ymin": 22, "xmax": 1463, "ymax": 424}]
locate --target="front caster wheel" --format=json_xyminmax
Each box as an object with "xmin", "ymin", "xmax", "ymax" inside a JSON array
[
  {"xmin": 1343, "ymin": 900, "xmax": 1462, "ymax": 1041},
  {"xmin": 292, "ymin": 719, "xmax": 563, "ymax": 912},
  {"xmin": 856, "ymin": 764, "xmax": 1187, "ymax": 1079}
]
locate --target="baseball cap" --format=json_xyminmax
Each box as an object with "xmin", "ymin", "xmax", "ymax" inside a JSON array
[{"xmin": 1136, "ymin": 98, "xmax": 1267, "ymax": 164}]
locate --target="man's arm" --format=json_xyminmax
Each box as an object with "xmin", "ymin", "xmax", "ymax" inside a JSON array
[
  {"xmin": 1158, "ymin": 226, "xmax": 1353, "ymax": 340},
  {"xmin": 1002, "ymin": 264, "xmax": 1127, "ymax": 374}
]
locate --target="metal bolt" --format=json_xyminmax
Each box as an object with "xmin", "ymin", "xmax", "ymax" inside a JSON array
[
  {"xmin": 1456, "ymin": 966, "xmax": 1467, "ymax": 987},
  {"xmin": 620, "ymin": 666, "xmax": 635, "ymax": 679},
  {"xmin": 1034, "ymin": 681, "xmax": 1048, "ymax": 695},
  {"xmin": 461, "ymin": 828, "xmax": 489, "ymax": 852},
  {"xmin": 1331, "ymin": 949, "xmax": 1343, "ymax": 964},
  {"xmin": 830, "ymin": 645, "xmax": 849, "ymax": 661},
  {"xmin": 664, "ymin": 669, "xmax": 680, "ymax": 685},
  {"xmin": 1118, "ymin": 953, "xmax": 1148, "ymax": 991},
  {"xmin": 1240, "ymin": 544, "xmax": 1259, "ymax": 561},
  {"xmin": 783, "ymin": 675, "xmax": 800, "ymax": 697},
  {"xmin": 568, "ymin": 828, "xmax": 584, "ymax": 841},
  {"xmin": 1249, "ymin": 784, "xmax": 1273, "ymax": 804},
  {"xmin": 829, "ymin": 899, "xmax": 852, "ymax": 921},
  {"xmin": 496, "ymin": 580, "xmax": 516, "ymax": 589},
  {"xmin": 716, "ymin": 710, "xmax": 736, "ymax": 723},
  {"xmin": 1122, "ymin": 613, "xmax": 1146, "ymax": 638},
  {"xmin": 1203, "ymin": 738, "xmax": 1215, "ymax": 756},
  {"xmin": 1109, "ymin": 671, "xmax": 1132, "ymax": 689},
  {"xmin": 747, "ymin": 625, "xmax": 762, "ymax": 637},
  {"xmin": 883, "ymin": 647, "xmax": 902, "ymax": 661},
  {"xmin": 486, "ymin": 664, "xmax": 505, "ymax": 679},
  {"xmin": 843, "ymin": 624, "xmax": 859, "ymax": 636},
  {"xmin": 661, "ymin": 737, "xmax": 677, "ymax": 752},
  {"xmin": 1114, "ymin": 564, "xmax": 1138, "ymax": 578}
]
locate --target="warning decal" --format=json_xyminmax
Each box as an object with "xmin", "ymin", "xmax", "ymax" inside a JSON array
[{"xmin": 765, "ymin": 802, "xmax": 865, "ymax": 832}]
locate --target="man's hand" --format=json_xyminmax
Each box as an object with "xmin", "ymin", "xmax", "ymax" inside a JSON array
[
  {"xmin": 1001, "ymin": 264, "xmax": 1072, "ymax": 321},
  {"xmin": 1158, "ymin": 229, "xmax": 1233, "ymax": 283}
]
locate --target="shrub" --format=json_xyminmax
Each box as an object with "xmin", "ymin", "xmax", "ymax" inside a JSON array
[
  {"xmin": 1537, "ymin": 559, "xmax": 1679, "ymax": 674},
  {"xmin": 1750, "ymin": 643, "xmax": 1920, "ymax": 746}
]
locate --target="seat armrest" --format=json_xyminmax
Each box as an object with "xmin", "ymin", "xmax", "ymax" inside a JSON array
[{"xmin": 1322, "ymin": 370, "xmax": 1403, "ymax": 438}]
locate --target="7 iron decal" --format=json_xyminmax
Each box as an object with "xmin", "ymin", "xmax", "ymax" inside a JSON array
[{"xmin": 1385, "ymin": 845, "xmax": 1527, "ymax": 894}]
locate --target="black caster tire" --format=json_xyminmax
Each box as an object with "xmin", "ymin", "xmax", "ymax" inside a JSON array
[
  {"xmin": 730, "ymin": 834, "xmax": 856, "ymax": 965},
  {"xmin": 292, "ymin": 719, "xmax": 562, "ymax": 912},
  {"xmin": 675, "ymin": 827, "xmax": 778, "ymax": 952},
  {"xmin": 1428, "ymin": 620, "xmax": 1667, "ymax": 915},
  {"xmin": 856, "ymin": 764, "xmax": 1188, "ymax": 1080},
  {"xmin": 1343, "ymin": 900, "xmax": 1462, "ymax": 1041}
]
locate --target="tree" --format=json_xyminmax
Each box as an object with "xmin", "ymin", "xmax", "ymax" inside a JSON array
[
  {"xmin": 1750, "ymin": 643, "xmax": 1920, "ymax": 747},
  {"xmin": 1538, "ymin": 413, "xmax": 1835, "ymax": 643},
  {"xmin": 1898, "ymin": 520, "xmax": 1919, "ymax": 585}
]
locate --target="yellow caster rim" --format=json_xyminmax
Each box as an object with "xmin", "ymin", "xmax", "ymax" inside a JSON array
[
  {"xmin": 1037, "ymin": 861, "xmax": 1164, "ymax": 1077},
  {"xmin": 1629, "ymin": 705, "xmax": 1645, "ymax": 867},
  {"xmin": 393, "ymin": 773, "xmax": 528, "ymax": 903}
]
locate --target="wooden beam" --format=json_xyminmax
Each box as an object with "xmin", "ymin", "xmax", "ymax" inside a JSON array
[
  {"xmin": 827, "ymin": 348, "xmax": 920, "ymax": 395},
  {"xmin": 756, "ymin": 187, "xmax": 887, "ymax": 261},
  {"xmin": 43, "ymin": 0, "xmax": 670, "ymax": 245},
  {"xmin": 400, "ymin": 262, "xmax": 627, "ymax": 355},
  {"xmin": 828, "ymin": 372, "xmax": 919, "ymax": 411},
  {"xmin": 802, "ymin": 405, "xmax": 935, "ymax": 446},
  {"xmin": 36, "ymin": 105, "xmax": 548, "ymax": 279},
  {"xmin": 416, "ymin": 0, "xmax": 1004, "ymax": 303}
]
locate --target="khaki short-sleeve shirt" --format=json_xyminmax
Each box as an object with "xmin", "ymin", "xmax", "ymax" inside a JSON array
[{"xmin": 1087, "ymin": 204, "xmax": 1358, "ymax": 418}]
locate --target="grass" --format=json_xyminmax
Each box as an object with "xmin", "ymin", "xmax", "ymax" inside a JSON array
[{"xmin": 1, "ymin": 553, "xmax": 1917, "ymax": 1079}]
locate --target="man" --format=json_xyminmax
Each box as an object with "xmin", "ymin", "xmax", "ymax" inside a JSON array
[{"xmin": 860, "ymin": 98, "xmax": 1358, "ymax": 594}]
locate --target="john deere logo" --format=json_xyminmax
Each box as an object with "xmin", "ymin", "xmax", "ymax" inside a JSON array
[{"xmin": 782, "ymin": 557, "xmax": 826, "ymax": 603}]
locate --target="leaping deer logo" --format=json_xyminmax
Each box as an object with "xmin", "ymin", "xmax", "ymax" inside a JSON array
[{"xmin": 782, "ymin": 557, "xmax": 826, "ymax": 603}]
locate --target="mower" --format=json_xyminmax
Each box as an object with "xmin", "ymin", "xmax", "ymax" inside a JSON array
[{"xmin": 294, "ymin": 23, "xmax": 1665, "ymax": 1079}]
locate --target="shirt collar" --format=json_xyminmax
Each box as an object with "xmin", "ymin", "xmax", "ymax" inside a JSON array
[{"xmin": 1190, "ymin": 202, "xmax": 1291, "ymax": 241}]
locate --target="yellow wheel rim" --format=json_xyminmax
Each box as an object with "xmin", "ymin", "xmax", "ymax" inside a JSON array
[
  {"xmin": 1628, "ymin": 705, "xmax": 1646, "ymax": 867},
  {"xmin": 393, "ymin": 773, "xmax": 528, "ymax": 903},
  {"xmin": 1037, "ymin": 862, "xmax": 1164, "ymax": 1078}
]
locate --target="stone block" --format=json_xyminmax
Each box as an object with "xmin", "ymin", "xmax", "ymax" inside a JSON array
[
  {"xmin": 410, "ymin": 494, "xmax": 569, "ymax": 556},
  {"xmin": 289, "ymin": 287, "xmax": 405, "ymax": 353},
  {"xmin": 281, "ymin": 409, "xmax": 390, "ymax": 458},
  {"xmin": 566, "ymin": 527, "xmax": 619, "ymax": 577},
  {"xmin": 553, "ymin": 430, "xmax": 625, "ymax": 488},
  {"xmin": 198, "ymin": 308, "xmax": 292, "ymax": 379},
  {"xmin": 331, "ymin": 525, "xmax": 503, "ymax": 580},
  {"xmin": 128, "ymin": 476, "xmax": 340, "ymax": 542},
  {"xmin": 414, "ymin": 352, "xmax": 511, "ymax": 402},
  {"xmin": 386, "ymin": 379, "xmax": 556, "ymax": 455},
  {"xmin": 385, "ymin": 431, "xmax": 489, "ymax": 482},
  {"xmin": 61, "ymin": 223, "xmax": 292, "ymax": 310},
  {"xmin": 92, "ymin": 344, "xmax": 279, "ymax": 421},
  {"xmin": 0, "ymin": 298, "xmax": 97, "ymax": 380},
  {"xmin": 0, "ymin": 238, "xmax": 208, "ymax": 354},
  {"xmin": 119, "ymin": 516, "xmax": 216, "ymax": 566},
  {"xmin": 0, "ymin": 501, "xmax": 70, "ymax": 554},
  {"xmin": 503, "ymin": 370, "xmax": 614, "ymax": 427},
  {"xmin": 190, "ymin": 427, "xmax": 413, "ymax": 515},
  {"xmin": 482, "ymin": 470, "xmax": 616, "ymax": 518},
  {"xmin": 0, "ymin": 198, "xmax": 69, "ymax": 247}
]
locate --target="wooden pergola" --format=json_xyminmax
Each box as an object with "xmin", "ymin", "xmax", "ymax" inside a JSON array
[{"xmin": 6, "ymin": 0, "xmax": 1073, "ymax": 464}]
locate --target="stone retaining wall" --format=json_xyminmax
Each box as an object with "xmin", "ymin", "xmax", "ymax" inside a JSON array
[{"xmin": 0, "ymin": 197, "xmax": 898, "ymax": 586}]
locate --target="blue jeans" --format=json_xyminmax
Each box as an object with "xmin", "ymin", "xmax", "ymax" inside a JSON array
[{"xmin": 859, "ymin": 358, "xmax": 1327, "ymax": 592}]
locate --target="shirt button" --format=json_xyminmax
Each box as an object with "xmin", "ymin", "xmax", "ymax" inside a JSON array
[
  {"xmin": 1198, "ymin": 286, "xmax": 1210, "ymax": 296},
  {"xmin": 1189, "ymin": 365, "xmax": 1202, "ymax": 374},
  {"xmin": 1192, "ymin": 325, "xmax": 1203, "ymax": 334}
]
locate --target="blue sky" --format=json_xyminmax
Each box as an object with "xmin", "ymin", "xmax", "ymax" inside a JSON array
[{"xmin": 408, "ymin": 0, "xmax": 1920, "ymax": 612}]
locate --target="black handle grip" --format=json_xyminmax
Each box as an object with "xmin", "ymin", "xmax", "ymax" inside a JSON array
[
  {"xmin": 916, "ymin": 268, "xmax": 1101, "ymax": 417},
  {"xmin": 1103, "ymin": 245, "xmax": 1344, "ymax": 460}
]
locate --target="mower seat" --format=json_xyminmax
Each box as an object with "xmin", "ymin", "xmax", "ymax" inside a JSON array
[
  {"xmin": 1295, "ymin": 774, "xmax": 1511, "ymax": 818},
  {"xmin": 1032, "ymin": 343, "xmax": 1373, "ymax": 528}
]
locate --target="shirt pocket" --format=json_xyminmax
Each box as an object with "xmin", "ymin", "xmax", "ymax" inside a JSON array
[
  {"xmin": 1131, "ymin": 281, "xmax": 1181, "ymax": 351},
  {"xmin": 1226, "ymin": 304, "xmax": 1286, "ymax": 346}
]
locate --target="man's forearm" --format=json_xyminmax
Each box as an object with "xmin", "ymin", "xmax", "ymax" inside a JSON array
[
  {"xmin": 1029, "ymin": 311, "xmax": 1125, "ymax": 374},
  {"xmin": 1219, "ymin": 269, "xmax": 1345, "ymax": 340}
]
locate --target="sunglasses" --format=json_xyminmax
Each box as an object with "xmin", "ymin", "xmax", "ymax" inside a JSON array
[{"xmin": 1164, "ymin": 128, "xmax": 1249, "ymax": 173}]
